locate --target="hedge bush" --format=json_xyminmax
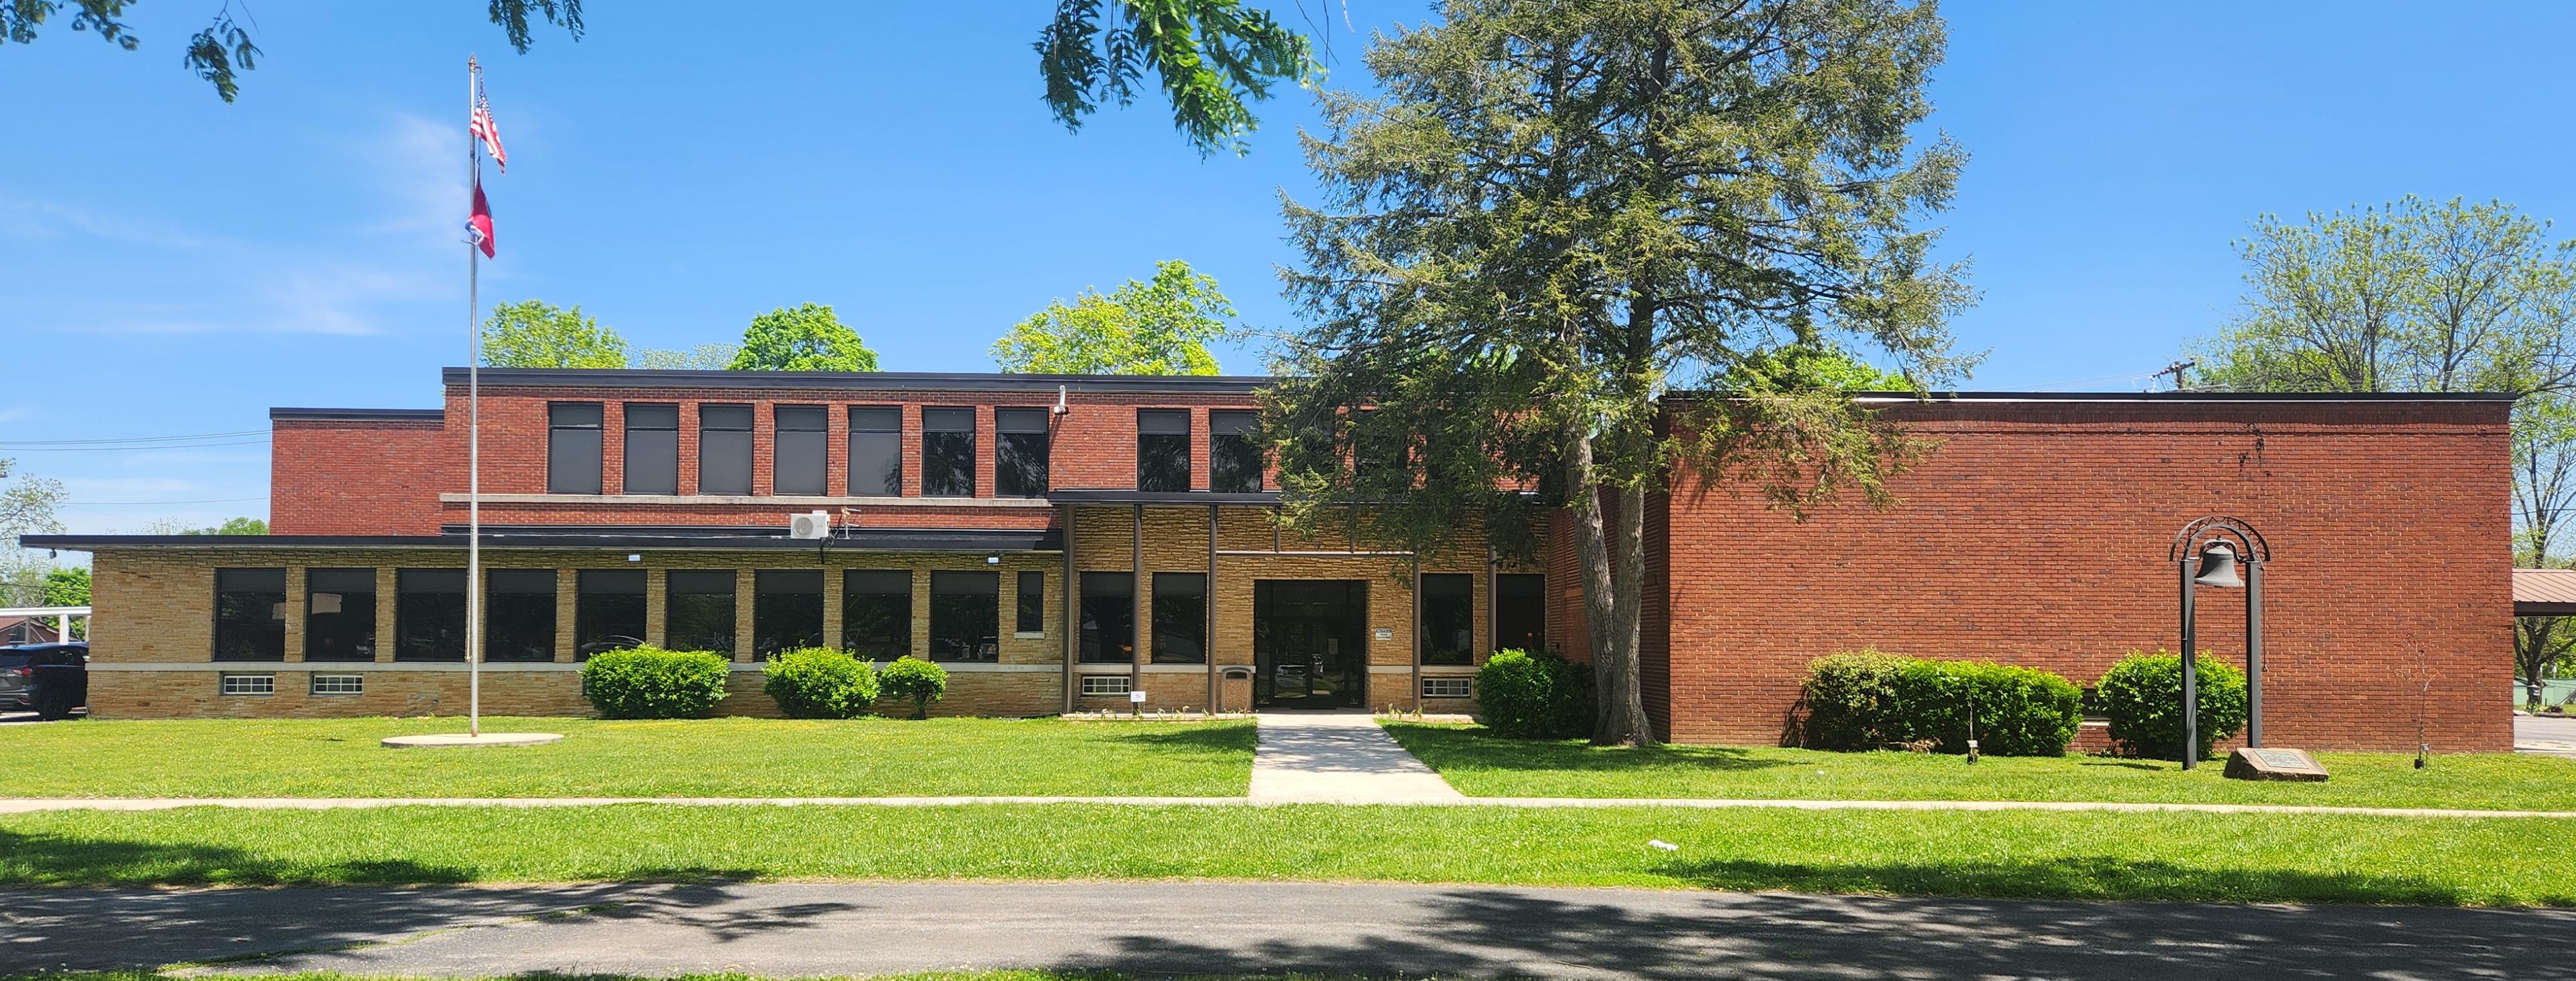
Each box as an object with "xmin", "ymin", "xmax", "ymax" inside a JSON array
[
  {"xmin": 877, "ymin": 655, "xmax": 949, "ymax": 719},
  {"xmin": 761, "ymin": 647, "xmax": 881, "ymax": 719},
  {"xmin": 2099, "ymin": 650, "xmax": 2248, "ymax": 761},
  {"xmin": 1800, "ymin": 651, "xmax": 2084, "ymax": 756},
  {"xmin": 580, "ymin": 645, "xmax": 731, "ymax": 719},
  {"xmin": 1475, "ymin": 648, "xmax": 1593, "ymax": 739}
]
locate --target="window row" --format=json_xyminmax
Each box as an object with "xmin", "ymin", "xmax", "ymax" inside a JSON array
[
  {"xmin": 1065, "ymin": 571, "xmax": 1547, "ymax": 667},
  {"xmin": 546, "ymin": 404, "xmax": 1265, "ymax": 497},
  {"xmin": 211, "ymin": 567, "xmax": 1049, "ymax": 665}
]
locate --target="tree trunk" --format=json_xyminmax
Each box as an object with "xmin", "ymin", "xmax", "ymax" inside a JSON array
[{"xmin": 1565, "ymin": 422, "xmax": 1657, "ymax": 747}]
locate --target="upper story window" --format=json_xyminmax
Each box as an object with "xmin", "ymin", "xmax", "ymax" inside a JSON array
[
  {"xmin": 922, "ymin": 406, "xmax": 977, "ymax": 497},
  {"xmin": 698, "ymin": 404, "xmax": 754, "ymax": 495},
  {"xmin": 1138, "ymin": 410, "xmax": 1190, "ymax": 493},
  {"xmin": 849, "ymin": 406, "xmax": 901, "ymax": 496},
  {"xmin": 623, "ymin": 403, "xmax": 679, "ymax": 495},
  {"xmin": 1211, "ymin": 410, "xmax": 1261, "ymax": 493},
  {"xmin": 546, "ymin": 402, "xmax": 603, "ymax": 494},
  {"xmin": 995, "ymin": 408, "xmax": 1049, "ymax": 498},
  {"xmin": 773, "ymin": 405, "xmax": 827, "ymax": 496}
]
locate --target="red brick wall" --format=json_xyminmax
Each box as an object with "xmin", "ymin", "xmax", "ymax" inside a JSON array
[
  {"xmin": 271, "ymin": 419, "xmax": 454, "ymax": 535},
  {"xmin": 1646, "ymin": 398, "xmax": 2513, "ymax": 752}
]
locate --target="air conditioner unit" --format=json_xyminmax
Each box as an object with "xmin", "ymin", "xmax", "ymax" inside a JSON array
[{"xmin": 789, "ymin": 511, "xmax": 832, "ymax": 540}]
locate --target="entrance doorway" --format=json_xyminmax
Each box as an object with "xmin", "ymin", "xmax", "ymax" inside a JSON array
[{"xmin": 1254, "ymin": 580, "xmax": 1366, "ymax": 709}]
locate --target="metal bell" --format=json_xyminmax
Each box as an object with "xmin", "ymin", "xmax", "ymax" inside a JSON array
[{"xmin": 2192, "ymin": 541, "xmax": 2244, "ymax": 589}]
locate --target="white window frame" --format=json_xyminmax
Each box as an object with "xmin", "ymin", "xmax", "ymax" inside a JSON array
[
  {"xmin": 310, "ymin": 673, "xmax": 365, "ymax": 696},
  {"xmin": 1421, "ymin": 677, "xmax": 1472, "ymax": 699},
  {"xmin": 1080, "ymin": 675, "xmax": 1132, "ymax": 696},
  {"xmin": 220, "ymin": 673, "xmax": 278, "ymax": 696}
]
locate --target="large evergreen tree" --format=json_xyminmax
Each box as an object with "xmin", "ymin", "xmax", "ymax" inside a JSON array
[{"xmin": 1267, "ymin": 0, "xmax": 1970, "ymax": 745}]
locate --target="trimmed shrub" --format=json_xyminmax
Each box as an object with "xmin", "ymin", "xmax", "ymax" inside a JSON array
[
  {"xmin": 761, "ymin": 646, "xmax": 881, "ymax": 719},
  {"xmin": 2099, "ymin": 650, "xmax": 2248, "ymax": 761},
  {"xmin": 580, "ymin": 645, "xmax": 731, "ymax": 719},
  {"xmin": 1799, "ymin": 653, "xmax": 2084, "ymax": 756},
  {"xmin": 877, "ymin": 655, "xmax": 949, "ymax": 719},
  {"xmin": 1475, "ymin": 648, "xmax": 1593, "ymax": 739}
]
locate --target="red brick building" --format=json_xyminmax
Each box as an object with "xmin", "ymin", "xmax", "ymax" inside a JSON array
[{"xmin": 25, "ymin": 368, "xmax": 2515, "ymax": 751}]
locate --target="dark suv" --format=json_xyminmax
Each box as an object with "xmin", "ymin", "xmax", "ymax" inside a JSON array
[{"xmin": 0, "ymin": 643, "xmax": 87, "ymax": 720}]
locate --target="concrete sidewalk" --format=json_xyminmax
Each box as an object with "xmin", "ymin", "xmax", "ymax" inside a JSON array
[
  {"xmin": 10, "ymin": 882, "xmax": 2573, "ymax": 979},
  {"xmin": 1247, "ymin": 711, "xmax": 1467, "ymax": 803}
]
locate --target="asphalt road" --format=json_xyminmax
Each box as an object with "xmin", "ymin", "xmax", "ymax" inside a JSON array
[{"xmin": 6, "ymin": 882, "xmax": 2573, "ymax": 979}]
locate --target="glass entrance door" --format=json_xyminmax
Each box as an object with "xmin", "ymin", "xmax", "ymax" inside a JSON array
[{"xmin": 1254, "ymin": 580, "xmax": 1366, "ymax": 709}]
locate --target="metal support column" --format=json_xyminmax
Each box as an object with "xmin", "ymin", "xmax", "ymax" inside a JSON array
[
  {"xmin": 1132, "ymin": 503, "xmax": 1144, "ymax": 697},
  {"xmin": 1206, "ymin": 504, "xmax": 1218, "ymax": 715},
  {"xmin": 1062, "ymin": 505, "xmax": 1078, "ymax": 714},
  {"xmin": 2246, "ymin": 557, "xmax": 2264, "ymax": 747},
  {"xmin": 2178, "ymin": 559, "xmax": 2200, "ymax": 770}
]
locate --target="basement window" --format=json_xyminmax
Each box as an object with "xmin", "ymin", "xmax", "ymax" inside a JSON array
[
  {"xmin": 310, "ymin": 674, "xmax": 364, "ymax": 696},
  {"xmin": 1082, "ymin": 675, "xmax": 1132, "ymax": 696},
  {"xmin": 220, "ymin": 673, "xmax": 277, "ymax": 696},
  {"xmin": 1422, "ymin": 677, "xmax": 1472, "ymax": 699}
]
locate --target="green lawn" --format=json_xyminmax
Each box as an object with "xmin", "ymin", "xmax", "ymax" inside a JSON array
[
  {"xmin": 1384, "ymin": 722, "xmax": 2576, "ymax": 811},
  {"xmin": 3, "ymin": 802, "xmax": 2573, "ymax": 906},
  {"xmin": 0, "ymin": 717, "xmax": 1254, "ymax": 798},
  {"xmin": 9, "ymin": 975, "xmax": 1250, "ymax": 981}
]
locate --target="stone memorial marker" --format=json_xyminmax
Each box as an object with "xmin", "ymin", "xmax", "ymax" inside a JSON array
[{"xmin": 2223, "ymin": 746, "xmax": 2328, "ymax": 781}]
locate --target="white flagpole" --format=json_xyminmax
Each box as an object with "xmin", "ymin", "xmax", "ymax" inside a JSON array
[{"xmin": 466, "ymin": 55, "xmax": 483, "ymax": 739}]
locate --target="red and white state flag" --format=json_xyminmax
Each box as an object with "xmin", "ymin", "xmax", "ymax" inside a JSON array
[{"xmin": 468, "ymin": 177, "xmax": 496, "ymax": 258}]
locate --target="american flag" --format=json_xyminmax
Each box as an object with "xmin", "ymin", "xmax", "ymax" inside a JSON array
[{"xmin": 470, "ymin": 65, "xmax": 506, "ymax": 172}]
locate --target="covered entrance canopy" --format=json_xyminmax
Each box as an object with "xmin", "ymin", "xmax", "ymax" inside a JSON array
[{"xmin": 2515, "ymin": 569, "xmax": 2576, "ymax": 617}]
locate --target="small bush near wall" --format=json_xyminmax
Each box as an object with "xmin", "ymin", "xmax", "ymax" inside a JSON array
[
  {"xmin": 763, "ymin": 647, "xmax": 882, "ymax": 719},
  {"xmin": 1476, "ymin": 649, "xmax": 1593, "ymax": 739},
  {"xmin": 2099, "ymin": 651, "xmax": 2248, "ymax": 761},
  {"xmin": 1801, "ymin": 653, "xmax": 2084, "ymax": 756},
  {"xmin": 580, "ymin": 646, "xmax": 731, "ymax": 719},
  {"xmin": 877, "ymin": 656, "xmax": 949, "ymax": 719}
]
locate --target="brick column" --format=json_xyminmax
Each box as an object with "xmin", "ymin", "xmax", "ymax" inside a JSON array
[
  {"xmin": 733, "ymin": 569, "xmax": 756, "ymax": 661},
  {"xmin": 645, "ymin": 570, "xmax": 668, "ymax": 648},
  {"xmin": 282, "ymin": 567, "xmax": 306, "ymax": 663},
  {"xmin": 373, "ymin": 567, "xmax": 397, "ymax": 661},
  {"xmin": 554, "ymin": 569, "xmax": 578, "ymax": 662},
  {"xmin": 821, "ymin": 565, "xmax": 845, "ymax": 651}
]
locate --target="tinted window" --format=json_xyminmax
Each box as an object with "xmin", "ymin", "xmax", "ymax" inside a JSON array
[
  {"xmin": 995, "ymin": 408, "xmax": 1049, "ymax": 497},
  {"xmin": 485, "ymin": 569, "xmax": 557, "ymax": 662},
  {"xmin": 1138, "ymin": 410, "xmax": 1190, "ymax": 492},
  {"xmin": 843, "ymin": 569, "xmax": 911, "ymax": 658},
  {"xmin": 395, "ymin": 569, "xmax": 466, "ymax": 661},
  {"xmin": 1211, "ymin": 410, "xmax": 1262, "ymax": 493},
  {"xmin": 213, "ymin": 567, "xmax": 286, "ymax": 661},
  {"xmin": 1152, "ymin": 572, "xmax": 1206, "ymax": 663},
  {"xmin": 624, "ymin": 403, "xmax": 680, "ymax": 495},
  {"xmin": 547, "ymin": 402, "xmax": 603, "ymax": 495},
  {"xmin": 1420, "ymin": 573, "xmax": 1473, "ymax": 665},
  {"xmin": 698, "ymin": 404, "xmax": 754, "ymax": 495},
  {"xmin": 928, "ymin": 571, "xmax": 997, "ymax": 662},
  {"xmin": 666, "ymin": 570, "xmax": 738, "ymax": 655},
  {"xmin": 753, "ymin": 569, "xmax": 825, "ymax": 657},
  {"xmin": 774, "ymin": 405, "xmax": 827, "ymax": 495},
  {"xmin": 1015, "ymin": 570, "xmax": 1045, "ymax": 634},
  {"xmin": 848, "ymin": 406, "xmax": 901, "ymax": 496},
  {"xmin": 1079, "ymin": 571, "xmax": 1133, "ymax": 663},
  {"xmin": 576, "ymin": 569, "xmax": 646, "ymax": 658},
  {"xmin": 304, "ymin": 567, "xmax": 376, "ymax": 662},
  {"xmin": 922, "ymin": 406, "xmax": 976, "ymax": 497},
  {"xmin": 1496, "ymin": 574, "xmax": 1545, "ymax": 653}
]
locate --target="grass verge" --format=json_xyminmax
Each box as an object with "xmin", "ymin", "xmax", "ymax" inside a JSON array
[
  {"xmin": 1386, "ymin": 722, "xmax": 2576, "ymax": 810},
  {"xmin": 0, "ymin": 717, "xmax": 1254, "ymax": 798},
  {"xmin": 3, "ymin": 803, "xmax": 2573, "ymax": 906}
]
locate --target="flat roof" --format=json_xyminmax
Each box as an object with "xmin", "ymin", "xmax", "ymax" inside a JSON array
[
  {"xmin": 22, "ymin": 526, "xmax": 1063, "ymax": 554},
  {"xmin": 270, "ymin": 407, "xmax": 447, "ymax": 422}
]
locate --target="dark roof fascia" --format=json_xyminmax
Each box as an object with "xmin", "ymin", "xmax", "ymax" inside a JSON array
[
  {"xmin": 1049, "ymin": 489, "xmax": 1284, "ymax": 506},
  {"xmin": 2519, "ymin": 601, "xmax": 2576, "ymax": 617},
  {"xmin": 269, "ymin": 407, "xmax": 446, "ymax": 422},
  {"xmin": 1665, "ymin": 390, "xmax": 2522, "ymax": 404},
  {"xmin": 25, "ymin": 528, "xmax": 1063, "ymax": 553},
  {"xmin": 438, "ymin": 367, "xmax": 1273, "ymax": 396}
]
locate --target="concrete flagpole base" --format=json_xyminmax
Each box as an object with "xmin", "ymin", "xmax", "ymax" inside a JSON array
[{"xmin": 381, "ymin": 732, "xmax": 564, "ymax": 749}]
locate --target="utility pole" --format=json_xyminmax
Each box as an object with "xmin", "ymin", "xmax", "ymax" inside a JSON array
[{"xmin": 2155, "ymin": 359, "xmax": 2196, "ymax": 392}]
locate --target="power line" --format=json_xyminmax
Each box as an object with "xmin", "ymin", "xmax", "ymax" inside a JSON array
[
  {"xmin": 0, "ymin": 438, "xmax": 271, "ymax": 452},
  {"xmin": 61, "ymin": 497, "xmax": 268, "ymax": 507},
  {"xmin": 0, "ymin": 429, "xmax": 267, "ymax": 447}
]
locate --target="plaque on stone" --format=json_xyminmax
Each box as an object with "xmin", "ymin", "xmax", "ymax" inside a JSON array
[{"xmin": 2223, "ymin": 747, "xmax": 2328, "ymax": 781}]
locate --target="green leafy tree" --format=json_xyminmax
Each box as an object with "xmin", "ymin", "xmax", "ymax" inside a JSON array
[
  {"xmin": 1038, "ymin": 0, "xmax": 1319, "ymax": 155},
  {"xmin": 635, "ymin": 343, "xmax": 742, "ymax": 370},
  {"xmin": 18, "ymin": 1, "xmax": 1310, "ymax": 156},
  {"xmin": 0, "ymin": 458, "xmax": 68, "ymax": 607},
  {"xmin": 482, "ymin": 300, "xmax": 629, "ymax": 369},
  {"xmin": 133, "ymin": 516, "xmax": 265, "ymax": 535},
  {"xmin": 41, "ymin": 567, "xmax": 89, "ymax": 638},
  {"xmin": 1267, "ymin": 0, "xmax": 1971, "ymax": 746},
  {"xmin": 731, "ymin": 304, "xmax": 881, "ymax": 372},
  {"xmin": 993, "ymin": 260, "xmax": 1238, "ymax": 375},
  {"xmin": 2186, "ymin": 197, "xmax": 2576, "ymax": 707}
]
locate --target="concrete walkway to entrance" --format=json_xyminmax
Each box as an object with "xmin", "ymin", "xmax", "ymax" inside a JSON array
[{"xmin": 1248, "ymin": 711, "xmax": 1468, "ymax": 803}]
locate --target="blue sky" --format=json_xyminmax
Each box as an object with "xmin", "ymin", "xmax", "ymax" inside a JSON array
[{"xmin": 7, "ymin": 1, "xmax": 2575, "ymax": 534}]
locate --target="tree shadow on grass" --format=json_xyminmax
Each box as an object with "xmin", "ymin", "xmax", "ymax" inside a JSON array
[
  {"xmin": 1094, "ymin": 721, "xmax": 1262, "ymax": 756},
  {"xmin": 1384, "ymin": 724, "xmax": 1798, "ymax": 775},
  {"xmin": 1650, "ymin": 854, "xmax": 2528, "ymax": 906},
  {"xmin": 0, "ymin": 828, "xmax": 474, "ymax": 888}
]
